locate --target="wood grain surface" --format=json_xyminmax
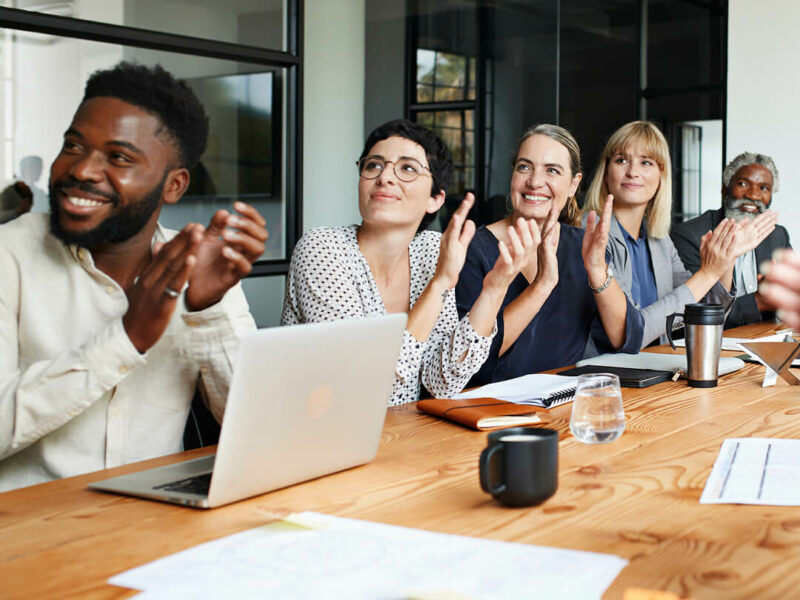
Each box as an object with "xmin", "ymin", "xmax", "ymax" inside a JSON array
[{"xmin": 2, "ymin": 323, "xmax": 798, "ymax": 599}]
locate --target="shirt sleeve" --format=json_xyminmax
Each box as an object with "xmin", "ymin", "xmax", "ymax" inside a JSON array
[
  {"xmin": 455, "ymin": 235, "xmax": 504, "ymax": 385},
  {"xmin": 418, "ymin": 289, "xmax": 495, "ymax": 400},
  {"xmin": 607, "ymin": 235, "xmax": 733, "ymax": 349},
  {"xmin": 589, "ymin": 292, "xmax": 645, "ymax": 355},
  {"xmin": 634, "ymin": 239, "xmax": 700, "ymax": 348},
  {"xmin": 0, "ymin": 289, "xmax": 146, "ymax": 461},
  {"xmin": 182, "ymin": 283, "xmax": 256, "ymax": 423}
]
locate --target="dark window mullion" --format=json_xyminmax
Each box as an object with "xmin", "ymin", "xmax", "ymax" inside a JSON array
[{"xmin": 0, "ymin": 6, "xmax": 301, "ymax": 66}]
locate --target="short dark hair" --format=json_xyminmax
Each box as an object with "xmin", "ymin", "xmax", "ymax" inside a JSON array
[
  {"xmin": 359, "ymin": 119, "xmax": 453, "ymax": 231},
  {"xmin": 83, "ymin": 62, "xmax": 209, "ymax": 170}
]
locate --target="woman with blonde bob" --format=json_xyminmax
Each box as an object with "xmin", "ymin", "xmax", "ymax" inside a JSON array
[{"xmin": 582, "ymin": 121, "xmax": 777, "ymax": 349}]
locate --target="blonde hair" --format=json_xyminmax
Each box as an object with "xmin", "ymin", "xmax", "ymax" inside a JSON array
[
  {"xmin": 583, "ymin": 121, "xmax": 672, "ymax": 239},
  {"xmin": 513, "ymin": 124, "xmax": 582, "ymax": 226}
]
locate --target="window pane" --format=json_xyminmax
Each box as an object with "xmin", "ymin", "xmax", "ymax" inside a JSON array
[
  {"xmin": 434, "ymin": 52, "xmax": 465, "ymax": 88},
  {"xmin": 416, "ymin": 83, "xmax": 434, "ymax": 103},
  {"xmin": 3, "ymin": 0, "xmax": 288, "ymax": 51},
  {"xmin": 467, "ymin": 58, "xmax": 477, "ymax": 100},
  {"xmin": 241, "ymin": 275, "xmax": 285, "ymax": 327},
  {"xmin": 417, "ymin": 48, "xmax": 474, "ymax": 104},
  {"xmin": 417, "ymin": 48, "xmax": 436, "ymax": 83},
  {"xmin": 416, "ymin": 112, "xmax": 434, "ymax": 127},
  {"xmin": 438, "ymin": 127, "xmax": 463, "ymax": 162},
  {"xmin": 0, "ymin": 31, "xmax": 286, "ymax": 260},
  {"xmin": 464, "ymin": 131, "xmax": 474, "ymax": 165},
  {"xmin": 415, "ymin": 109, "xmax": 474, "ymax": 196},
  {"xmin": 434, "ymin": 52, "xmax": 466, "ymax": 101},
  {"xmin": 416, "ymin": 48, "xmax": 435, "ymax": 104}
]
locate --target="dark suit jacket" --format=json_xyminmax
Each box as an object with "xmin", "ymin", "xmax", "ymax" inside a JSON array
[{"xmin": 670, "ymin": 208, "xmax": 792, "ymax": 329}]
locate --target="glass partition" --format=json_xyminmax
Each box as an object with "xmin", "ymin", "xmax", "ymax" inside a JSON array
[
  {"xmin": 0, "ymin": 31, "xmax": 287, "ymax": 259},
  {"xmin": 3, "ymin": 0, "xmax": 287, "ymax": 51}
]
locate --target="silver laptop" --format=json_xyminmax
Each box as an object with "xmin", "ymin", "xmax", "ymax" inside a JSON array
[{"xmin": 88, "ymin": 314, "xmax": 406, "ymax": 508}]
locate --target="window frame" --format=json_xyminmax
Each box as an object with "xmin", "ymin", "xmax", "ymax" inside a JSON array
[{"xmin": 0, "ymin": 3, "xmax": 303, "ymax": 277}]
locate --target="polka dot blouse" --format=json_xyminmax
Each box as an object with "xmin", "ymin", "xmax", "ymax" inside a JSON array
[{"xmin": 281, "ymin": 225, "xmax": 496, "ymax": 406}]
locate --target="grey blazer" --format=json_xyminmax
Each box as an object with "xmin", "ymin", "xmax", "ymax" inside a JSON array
[{"xmin": 587, "ymin": 214, "xmax": 733, "ymax": 351}]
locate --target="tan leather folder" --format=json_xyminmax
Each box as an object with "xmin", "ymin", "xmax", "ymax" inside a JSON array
[{"xmin": 417, "ymin": 397, "xmax": 544, "ymax": 431}]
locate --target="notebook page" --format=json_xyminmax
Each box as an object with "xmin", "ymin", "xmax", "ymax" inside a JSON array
[{"xmin": 452, "ymin": 373, "xmax": 578, "ymax": 404}]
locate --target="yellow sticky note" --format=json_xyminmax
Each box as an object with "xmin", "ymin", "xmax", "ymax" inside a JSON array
[{"xmin": 623, "ymin": 588, "xmax": 689, "ymax": 600}]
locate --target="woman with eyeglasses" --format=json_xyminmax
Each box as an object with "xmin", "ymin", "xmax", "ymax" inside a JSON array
[
  {"xmin": 282, "ymin": 119, "xmax": 534, "ymax": 405},
  {"xmin": 581, "ymin": 121, "xmax": 777, "ymax": 351},
  {"xmin": 455, "ymin": 124, "xmax": 644, "ymax": 386}
]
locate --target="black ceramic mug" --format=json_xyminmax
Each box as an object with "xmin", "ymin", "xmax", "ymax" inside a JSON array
[{"xmin": 479, "ymin": 427, "xmax": 558, "ymax": 507}]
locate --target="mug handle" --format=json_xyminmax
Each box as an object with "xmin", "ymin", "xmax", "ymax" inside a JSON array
[
  {"xmin": 479, "ymin": 444, "xmax": 506, "ymax": 495},
  {"xmin": 665, "ymin": 313, "xmax": 682, "ymax": 350}
]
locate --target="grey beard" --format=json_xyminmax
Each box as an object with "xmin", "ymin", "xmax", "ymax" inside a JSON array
[{"xmin": 722, "ymin": 193, "xmax": 768, "ymax": 222}]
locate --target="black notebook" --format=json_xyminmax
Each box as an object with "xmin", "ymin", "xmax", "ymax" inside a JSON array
[{"xmin": 557, "ymin": 365, "xmax": 673, "ymax": 388}]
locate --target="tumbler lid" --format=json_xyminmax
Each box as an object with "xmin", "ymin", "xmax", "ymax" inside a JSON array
[{"xmin": 684, "ymin": 303, "xmax": 725, "ymax": 325}]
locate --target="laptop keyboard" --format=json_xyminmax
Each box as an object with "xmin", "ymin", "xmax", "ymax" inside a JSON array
[{"xmin": 154, "ymin": 472, "xmax": 212, "ymax": 495}]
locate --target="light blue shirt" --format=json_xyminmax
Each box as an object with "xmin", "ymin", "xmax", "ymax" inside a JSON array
[{"xmin": 620, "ymin": 223, "xmax": 658, "ymax": 309}]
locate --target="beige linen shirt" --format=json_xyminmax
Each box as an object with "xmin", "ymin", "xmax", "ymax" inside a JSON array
[{"xmin": 0, "ymin": 213, "xmax": 255, "ymax": 491}]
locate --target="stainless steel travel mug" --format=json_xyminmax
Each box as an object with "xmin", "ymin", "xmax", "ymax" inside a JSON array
[{"xmin": 666, "ymin": 303, "xmax": 725, "ymax": 388}]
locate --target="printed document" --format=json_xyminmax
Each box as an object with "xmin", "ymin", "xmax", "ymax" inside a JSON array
[
  {"xmin": 111, "ymin": 512, "xmax": 627, "ymax": 600},
  {"xmin": 701, "ymin": 438, "xmax": 800, "ymax": 505}
]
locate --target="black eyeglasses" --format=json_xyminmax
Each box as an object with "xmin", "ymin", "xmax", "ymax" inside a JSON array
[{"xmin": 356, "ymin": 157, "xmax": 433, "ymax": 183}]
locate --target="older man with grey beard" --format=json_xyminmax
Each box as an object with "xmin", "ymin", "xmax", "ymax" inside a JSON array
[{"xmin": 672, "ymin": 152, "xmax": 790, "ymax": 329}]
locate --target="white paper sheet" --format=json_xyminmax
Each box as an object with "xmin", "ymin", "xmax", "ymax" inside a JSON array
[
  {"xmin": 451, "ymin": 373, "xmax": 577, "ymax": 405},
  {"xmin": 111, "ymin": 512, "xmax": 627, "ymax": 600},
  {"xmin": 701, "ymin": 438, "xmax": 800, "ymax": 505},
  {"xmin": 670, "ymin": 331, "xmax": 792, "ymax": 351}
]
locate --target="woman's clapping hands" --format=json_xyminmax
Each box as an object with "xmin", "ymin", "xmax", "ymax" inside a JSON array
[
  {"xmin": 484, "ymin": 216, "xmax": 540, "ymax": 292},
  {"xmin": 433, "ymin": 193, "xmax": 477, "ymax": 290}
]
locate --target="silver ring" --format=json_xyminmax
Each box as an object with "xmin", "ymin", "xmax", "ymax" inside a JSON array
[{"xmin": 164, "ymin": 287, "xmax": 181, "ymax": 299}]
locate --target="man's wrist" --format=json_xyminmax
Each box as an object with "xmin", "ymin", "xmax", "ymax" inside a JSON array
[{"xmin": 184, "ymin": 287, "xmax": 226, "ymax": 312}]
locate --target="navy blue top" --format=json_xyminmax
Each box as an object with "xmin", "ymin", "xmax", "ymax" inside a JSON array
[
  {"xmin": 455, "ymin": 225, "xmax": 644, "ymax": 386},
  {"xmin": 620, "ymin": 222, "xmax": 658, "ymax": 309}
]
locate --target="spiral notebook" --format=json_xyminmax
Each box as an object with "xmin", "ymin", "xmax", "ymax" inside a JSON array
[{"xmin": 451, "ymin": 374, "xmax": 578, "ymax": 408}]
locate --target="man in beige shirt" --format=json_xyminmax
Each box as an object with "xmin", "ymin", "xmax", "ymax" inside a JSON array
[{"xmin": 0, "ymin": 62, "xmax": 268, "ymax": 491}]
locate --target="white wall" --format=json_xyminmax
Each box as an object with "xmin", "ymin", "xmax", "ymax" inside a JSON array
[
  {"xmin": 302, "ymin": 0, "xmax": 364, "ymax": 230},
  {"xmin": 685, "ymin": 119, "xmax": 723, "ymax": 216},
  {"xmin": 728, "ymin": 0, "xmax": 800, "ymax": 243}
]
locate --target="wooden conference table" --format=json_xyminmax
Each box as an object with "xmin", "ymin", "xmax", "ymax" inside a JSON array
[{"xmin": 3, "ymin": 323, "xmax": 800, "ymax": 599}]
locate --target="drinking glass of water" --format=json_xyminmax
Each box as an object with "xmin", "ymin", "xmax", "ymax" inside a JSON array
[{"xmin": 569, "ymin": 373, "xmax": 625, "ymax": 444}]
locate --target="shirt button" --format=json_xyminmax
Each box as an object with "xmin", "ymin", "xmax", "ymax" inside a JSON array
[
  {"xmin": 78, "ymin": 249, "xmax": 89, "ymax": 260},
  {"xmin": 186, "ymin": 319, "xmax": 197, "ymax": 327},
  {"xmin": 118, "ymin": 365, "xmax": 129, "ymax": 374},
  {"xmin": 106, "ymin": 285, "xmax": 115, "ymax": 295},
  {"xmin": 200, "ymin": 366, "xmax": 209, "ymax": 375}
]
